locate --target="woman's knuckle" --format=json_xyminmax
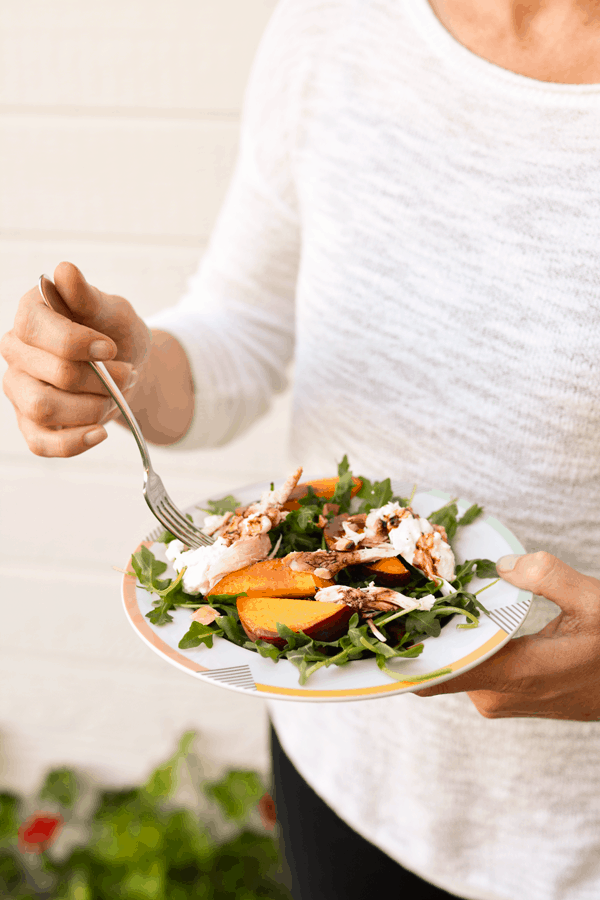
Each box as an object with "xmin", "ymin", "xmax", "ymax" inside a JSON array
[
  {"xmin": 0, "ymin": 330, "xmax": 15, "ymax": 362},
  {"xmin": 28, "ymin": 390, "xmax": 55, "ymax": 426},
  {"xmin": 14, "ymin": 303, "xmax": 38, "ymax": 345},
  {"xmin": 54, "ymin": 358, "xmax": 78, "ymax": 391},
  {"xmin": 55, "ymin": 322, "xmax": 80, "ymax": 359},
  {"xmin": 26, "ymin": 431, "xmax": 47, "ymax": 457},
  {"xmin": 55, "ymin": 435, "xmax": 75, "ymax": 459}
]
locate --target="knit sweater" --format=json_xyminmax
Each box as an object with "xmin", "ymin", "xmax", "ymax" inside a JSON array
[{"xmin": 147, "ymin": 2, "xmax": 600, "ymax": 898}]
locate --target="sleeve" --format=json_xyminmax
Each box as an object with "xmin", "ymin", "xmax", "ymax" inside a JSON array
[{"xmin": 146, "ymin": 0, "xmax": 317, "ymax": 449}]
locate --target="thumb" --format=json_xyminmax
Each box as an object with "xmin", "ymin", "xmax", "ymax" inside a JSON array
[
  {"xmin": 53, "ymin": 262, "xmax": 110, "ymax": 331},
  {"xmin": 53, "ymin": 261, "xmax": 150, "ymax": 366},
  {"xmin": 496, "ymin": 551, "xmax": 600, "ymax": 619}
]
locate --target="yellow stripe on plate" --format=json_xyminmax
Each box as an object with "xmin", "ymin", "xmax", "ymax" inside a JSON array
[{"xmin": 254, "ymin": 629, "xmax": 509, "ymax": 698}]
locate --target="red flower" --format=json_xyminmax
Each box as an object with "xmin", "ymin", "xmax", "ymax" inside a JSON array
[
  {"xmin": 257, "ymin": 793, "xmax": 277, "ymax": 831},
  {"xmin": 18, "ymin": 813, "xmax": 63, "ymax": 853}
]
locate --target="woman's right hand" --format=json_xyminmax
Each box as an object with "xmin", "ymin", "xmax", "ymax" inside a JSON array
[{"xmin": 1, "ymin": 261, "xmax": 152, "ymax": 457}]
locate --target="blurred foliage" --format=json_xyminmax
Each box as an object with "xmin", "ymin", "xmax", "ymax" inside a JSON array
[{"xmin": 0, "ymin": 733, "xmax": 290, "ymax": 900}]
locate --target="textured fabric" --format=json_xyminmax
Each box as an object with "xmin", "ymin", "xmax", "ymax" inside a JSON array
[{"xmin": 148, "ymin": 2, "xmax": 600, "ymax": 898}]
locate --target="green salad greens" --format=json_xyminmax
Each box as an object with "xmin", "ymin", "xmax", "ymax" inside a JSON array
[{"xmin": 131, "ymin": 457, "xmax": 498, "ymax": 685}]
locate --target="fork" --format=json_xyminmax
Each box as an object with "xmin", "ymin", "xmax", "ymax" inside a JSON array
[{"xmin": 38, "ymin": 274, "xmax": 214, "ymax": 549}]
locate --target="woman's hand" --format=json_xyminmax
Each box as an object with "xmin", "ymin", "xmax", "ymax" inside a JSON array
[
  {"xmin": 417, "ymin": 552, "xmax": 600, "ymax": 721},
  {"xmin": 1, "ymin": 261, "xmax": 152, "ymax": 457}
]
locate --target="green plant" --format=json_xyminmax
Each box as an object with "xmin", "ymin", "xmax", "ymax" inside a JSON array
[{"xmin": 0, "ymin": 733, "xmax": 289, "ymax": 900}]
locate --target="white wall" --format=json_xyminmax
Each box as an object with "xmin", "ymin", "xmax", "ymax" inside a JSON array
[{"xmin": 0, "ymin": 0, "xmax": 292, "ymax": 794}]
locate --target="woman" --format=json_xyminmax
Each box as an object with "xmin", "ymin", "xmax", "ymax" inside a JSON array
[{"xmin": 3, "ymin": 2, "xmax": 600, "ymax": 897}]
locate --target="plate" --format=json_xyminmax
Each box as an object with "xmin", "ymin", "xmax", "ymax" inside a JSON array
[{"xmin": 122, "ymin": 481, "xmax": 532, "ymax": 702}]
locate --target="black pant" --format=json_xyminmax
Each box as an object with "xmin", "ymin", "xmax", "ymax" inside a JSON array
[{"xmin": 270, "ymin": 724, "xmax": 463, "ymax": 900}]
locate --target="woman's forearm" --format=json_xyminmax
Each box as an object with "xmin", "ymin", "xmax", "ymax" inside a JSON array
[{"xmin": 121, "ymin": 329, "xmax": 195, "ymax": 446}]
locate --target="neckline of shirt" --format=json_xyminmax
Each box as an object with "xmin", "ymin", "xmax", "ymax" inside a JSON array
[{"xmin": 404, "ymin": 0, "xmax": 600, "ymax": 99}]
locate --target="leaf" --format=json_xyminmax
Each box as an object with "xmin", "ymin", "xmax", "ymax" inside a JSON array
[
  {"xmin": 428, "ymin": 501, "xmax": 459, "ymax": 541},
  {"xmin": 296, "ymin": 504, "xmax": 320, "ymax": 530},
  {"xmin": 337, "ymin": 454, "xmax": 350, "ymax": 476},
  {"xmin": 331, "ymin": 469, "xmax": 356, "ymax": 513},
  {"xmin": 404, "ymin": 609, "xmax": 442, "ymax": 638},
  {"xmin": 452, "ymin": 557, "xmax": 498, "ymax": 589},
  {"xmin": 473, "ymin": 558, "xmax": 499, "ymax": 579},
  {"xmin": 216, "ymin": 615, "xmax": 247, "ymax": 646},
  {"xmin": 458, "ymin": 503, "xmax": 484, "ymax": 527},
  {"xmin": 143, "ymin": 567, "xmax": 191, "ymax": 627},
  {"xmin": 146, "ymin": 605, "xmax": 174, "ymax": 626},
  {"xmin": 143, "ymin": 732, "xmax": 196, "ymax": 802},
  {"xmin": 355, "ymin": 476, "xmax": 396, "ymax": 513},
  {"xmin": 276, "ymin": 622, "xmax": 312, "ymax": 650},
  {"xmin": 131, "ymin": 546, "xmax": 170, "ymax": 593},
  {"xmin": 0, "ymin": 792, "xmax": 18, "ymax": 845},
  {"xmin": 39, "ymin": 768, "xmax": 80, "ymax": 809},
  {"xmin": 204, "ymin": 771, "xmax": 264, "ymax": 822},
  {"xmin": 156, "ymin": 529, "xmax": 177, "ymax": 545},
  {"xmin": 178, "ymin": 621, "xmax": 222, "ymax": 650},
  {"xmin": 201, "ymin": 495, "xmax": 240, "ymax": 515},
  {"xmin": 244, "ymin": 640, "xmax": 283, "ymax": 663}
]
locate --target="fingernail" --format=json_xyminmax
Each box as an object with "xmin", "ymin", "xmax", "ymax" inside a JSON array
[
  {"xmin": 126, "ymin": 368, "xmax": 139, "ymax": 391},
  {"xmin": 83, "ymin": 427, "xmax": 106, "ymax": 447},
  {"xmin": 90, "ymin": 340, "xmax": 114, "ymax": 361},
  {"xmin": 496, "ymin": 554, "xmax": 522, "ymax": 573}
]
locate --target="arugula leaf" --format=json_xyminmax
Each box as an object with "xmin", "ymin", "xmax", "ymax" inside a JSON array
[
  {"xmin": 146, "ymin": 604, "xmax": 175, "ymax": 626},
  {"xmin": 200, "ymin": 495, "xmax": 241, "ymax": 515},
  {"xmin": 269, "ymin": 505, "xmax": 323, "ymax": 556},
  {"xmin": 297, "ymin": 504, "xmax": 320, "ymax": 530},
  {"xmin": 331, "ymin": 469, "xmax": 356, "ymax": 513},
  {"xmin": 244, "ymin": 639, "xmax": 284, "ymax": 662},
  {"xmin": 178, "ymin": 621, "xmax": 223, "ymax": 649},
  {"xmin": 297, "ymin": 485, "xmax": 320, "ymax": 506},
  {"xmin": 458, "ymin": 503, "xmax": 484, "ymax": 527},
  {"xmin": 276, "ymin": 623, "xmax": 312, "ymax": 650},
  {"xmin": 404, "ymin": 609, "xmax": 443, "ymax": 638},
  {"xmin": 131, "ymin": 545, "xmax": 170, "ymax": 593},
  {"xmin": 337, "ymin": 454, "xmax": 350, "ymax": 476},
  {"xmin": 452, "ymin": 558, "xmax": 498, "ymax": 589},
  {"xmin": 355, "ymin": 476, "xmax": 393, "ymax": 513},
  {"xmin": 143, "ymin": 566, "xmax": 190, "ymax": 626},
  {"xmin": 217, "ymin": 615, "xmax": 247, "ymax": 646},
  {"xmin": 472, "ymin": 558, "xmax": 499, "ymax": 579},
  {"xmin": 428, "ymin": 500, "xmax": 459, "ymax": 541}
]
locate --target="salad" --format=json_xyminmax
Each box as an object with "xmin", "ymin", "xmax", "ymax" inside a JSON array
[{"xmin": 131, "ymin": 457, "xmax": 498, "ymax": 685}]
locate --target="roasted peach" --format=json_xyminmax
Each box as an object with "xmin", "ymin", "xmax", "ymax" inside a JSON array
[
  {"xmin": 207, "ymin": 558, "xmax": 333, "ymax": 599},
  {"xmin": 237, "ymin": 595, "xmax": 353, "ymax": 648},
  {"xmin": 283, "ymin": 477, "xmax": 362, "ymax": 510}
]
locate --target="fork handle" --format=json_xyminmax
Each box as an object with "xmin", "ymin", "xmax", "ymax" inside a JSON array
[
  {"xmin": 88, "ymin": 358, "xmax": 153, "ymax": 472},
  {"xmin": 38, "ymin": 274, "xmax": 153, "ymax": 475}
]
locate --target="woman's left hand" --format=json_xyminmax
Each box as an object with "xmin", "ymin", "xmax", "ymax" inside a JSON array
[{"xmin": 416, "ymin": 552, "xmax": 600, "ymax": 721}]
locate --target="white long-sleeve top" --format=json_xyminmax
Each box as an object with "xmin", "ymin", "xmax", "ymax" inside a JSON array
[{"xmin": 148, "ymin": 2, "xmax": 600, "ymax": 898}]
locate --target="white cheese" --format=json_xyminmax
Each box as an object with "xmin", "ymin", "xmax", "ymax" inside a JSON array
[
  {"xmin": 388, "ymin": 516, "xmax": 433, "ymax": 563},
  {"xmin": 166, "ymin": 537, "xmax": 231, "ymax": 595}
]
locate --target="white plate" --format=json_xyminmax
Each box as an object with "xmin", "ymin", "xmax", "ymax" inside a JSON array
[{"xmin": 122, "ymin": 482, "xmax": 531, "ymax": 702}]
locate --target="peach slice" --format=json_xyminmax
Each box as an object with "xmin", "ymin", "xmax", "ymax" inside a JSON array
[
  {"xmin": 207, "ymin": 558, "xmax": 333, "ymax": 599},
  {"xmin": 283, "ymin": 477, "xmax": 362, "ymax": 510},
  {"xmin": 237, "ymin": 595, "xmax": 353, "ymax": 648},
  {"xmin": 360, "ymin": 557, "xmax": 410, "ymax": 587},
  {"xmin": 323, "ymin": 514, "xmax": 410, "ymax": 587}
]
